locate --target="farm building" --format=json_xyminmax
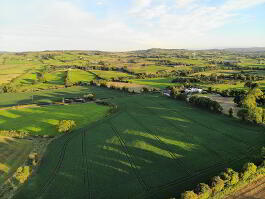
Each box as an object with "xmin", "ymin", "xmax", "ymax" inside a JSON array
[{"xmin": 185, "ymin": 88, "xmax": 203, "ymax": 94}]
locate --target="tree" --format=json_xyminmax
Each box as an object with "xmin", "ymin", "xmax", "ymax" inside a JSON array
[
  {"xmin": 181, "ymin": 191, "xmax": 198, "ymax": 199},
  {"xmin": 57, "ymin": 120, "xmax": 76, "ymax": 133},
  {"xmin": 248, "ymin": 107, "xmax": 263, "ymax": 124},
  {"xmin": 241, "ymin": 162, "xmax": 257, "ymax": 181},
  {"xmin": 234, "ymin": 95, "xmax": 244, "ymax": 107},
  {"xmin": 210, "ymin": 176, "xmax": 224, "ymax": 194},
  {"xmin": 14, "ymin": 166, "xmax": 31, "ymax": 183},
  {"xmin": 220, "ymin": 168, "xmax": 239, "ymax": 186},
  {"xmin": 237, "ymin": 109, "xmax": 249, "ymax": 121},
  {"xmin": 195, "ymin": 183, "xmax": 212, "ymax": 199}
]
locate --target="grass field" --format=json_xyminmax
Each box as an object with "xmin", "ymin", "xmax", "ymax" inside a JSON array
[
  {"xmin": 69, "ymin": 69, "xmax": 95, "ymax": 83},
  {"xmin": 12, "ymin": 88, "xmax": 265, "ymax": 199},
  {"xmin": 0, "ymin": 86, "xmax": 95, "ymax": 107},
  {"xmin": 90, "ymin": 70, "xmax": 135, "ymax": 80},
  {"xmin": 0, "ymin": 103, "xmax": 110, "ymax": 136},
  {"xmin": 128, "ymin": 65, "xmax": 175, "ymax": 74},
  {"xmin": 130, "ymin": 78, "xmax": 176, "ymax": 89},
  {"xmin": 0, "ymin": 136, "xmax": 34, "ymax": 184}
]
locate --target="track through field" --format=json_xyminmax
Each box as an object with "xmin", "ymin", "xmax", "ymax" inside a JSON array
[{"xmin": 14, "ymin": 93, "xmax": 265, "ymax": 199}]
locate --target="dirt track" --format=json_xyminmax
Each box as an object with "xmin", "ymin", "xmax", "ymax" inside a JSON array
[{"xmin": 225, "ymin": 176, "xmax": 265, "ymax": 199}]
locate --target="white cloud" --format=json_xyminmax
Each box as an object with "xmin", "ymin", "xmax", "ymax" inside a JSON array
[{"xmin": 0, "ymin": 0, "xmax": 264, "ymax": 51}]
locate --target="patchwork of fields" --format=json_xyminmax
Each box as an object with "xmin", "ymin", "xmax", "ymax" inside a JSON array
[{"xmin": 11, "ymin": 88, "xmax": 264, "ymax": 199}]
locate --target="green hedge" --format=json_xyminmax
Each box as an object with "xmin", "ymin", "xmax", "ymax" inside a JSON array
[{"xmin": 179, "ymin": 147, "xmax": 265, "ymax": 199}]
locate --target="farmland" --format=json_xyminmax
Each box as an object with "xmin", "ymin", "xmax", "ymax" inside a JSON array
[
  {"xmin": 0, "ymin": 49, "xmax": 264, "ymax": 199},
  {"xmin": 0, "ymin": 136, "xmax": 34, "ymax": 184},
  {"xmin": 10, "ymin": 88, "xmax": 264, "ymax": 199},
  {"xmin": 0, "ymin": 103, "xmax": 110, "ymax": 136}
]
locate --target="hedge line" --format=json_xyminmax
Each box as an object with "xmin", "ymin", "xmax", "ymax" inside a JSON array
[{"xmin": 178, "ymin": 148, "xmax": 265, "ymax": 199}]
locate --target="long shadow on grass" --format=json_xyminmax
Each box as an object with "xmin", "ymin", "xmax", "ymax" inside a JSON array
[{"xmin": 12, "ymin": 92, "xmax": 265, "ymax": 199}]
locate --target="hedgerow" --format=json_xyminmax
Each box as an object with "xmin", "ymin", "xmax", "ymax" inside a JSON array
[{"xmin": 176, "ymin": 147, "xmax": 265, "ymax": 199}]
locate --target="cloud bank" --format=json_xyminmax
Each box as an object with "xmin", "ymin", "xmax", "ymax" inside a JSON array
[{"xmin": 0, "ymin": 0, "xmax": 264, "ymax": 51}]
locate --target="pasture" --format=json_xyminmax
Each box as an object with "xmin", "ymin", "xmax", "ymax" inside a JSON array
[
  {"xmin": 0, "ymin": 103, "xmax": 110, "ymax": 136},
  {"xmin": 130, "ymin": 78, "xmax": 176, "ymax": 89},
  {"xmin": 12, "ymin": 88, "xmax": 265, "ymax": 199},
  {"xmin": 0, "ymin": 136, "xmax": 33, "ymax": 184},
  {"xmin": 90, "ymin": 70, "xmax": 135, "ymax": 80}
]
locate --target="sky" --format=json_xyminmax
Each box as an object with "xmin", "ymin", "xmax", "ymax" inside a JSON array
[{"xmin": 0, "ymin": 0, "xmax": 265, "ymax": 51}]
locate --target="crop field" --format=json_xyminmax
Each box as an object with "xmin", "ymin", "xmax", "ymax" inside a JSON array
[
  {"xmin": 13, "ymin": 88, "xmax": 265, "ymax": 199},
  {"xmin": 0, "ymin": 136, "xmax": 34, "ymax": 184}
]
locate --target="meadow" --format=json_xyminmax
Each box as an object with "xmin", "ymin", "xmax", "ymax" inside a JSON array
[
  {"xmin": 11, "ymin": 88, "xmax": 265, "ymax": 199},
  {"xmin": 0, "ymin": 136, "xmax": 33, "ymax": 184},
  {"xmin": 0, "ymin": 103, "xmax": 110, "ymax": 136}
]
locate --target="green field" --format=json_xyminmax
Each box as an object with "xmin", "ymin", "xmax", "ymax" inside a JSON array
[
  {"xmin": 130, "ymin": 78, "xmax": 176, "ymax": 89},
  {"xmin": 0, "ymin": 103, "xmax": 110, "ymax": 136},
  {"xmin": 12, "ymin": 88, "xmax": 264, "ymax": 199},
  {"xmin": 0, "ymin": 136, "xmax": 34, "ymax": 184},
  {"xmin": 90, "ymin": 70, "xmax": 135, "ymax": 80},
  {"xmin": 69, "ymin": 69, "xmax": 95, "ymax": 83},
  {"xmin": 0, "ymin": 50, "xmax": 265, "ymax": 199}
]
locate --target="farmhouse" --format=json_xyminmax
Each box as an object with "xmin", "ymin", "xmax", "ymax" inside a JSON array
[{"xmin": 184, "ymin": 87, "xmax": 203, "ymax": 94}]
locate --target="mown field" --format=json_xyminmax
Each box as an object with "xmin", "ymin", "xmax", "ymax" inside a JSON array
[
  {"xmin": 11, "ymin": 88, "xmax": 264, "ymax": 199},
  {"xmin": 0, "ymin": 136, "xmax": 34, "ymax": 184},
  {"xmin": 0, "ymin": 103, "xmax": 110, "ymax": 136}
]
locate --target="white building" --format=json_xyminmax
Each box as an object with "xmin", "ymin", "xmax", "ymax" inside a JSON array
[{"xmin": 184, "ymin": 88, "xmax": 203, "ymax": 94}]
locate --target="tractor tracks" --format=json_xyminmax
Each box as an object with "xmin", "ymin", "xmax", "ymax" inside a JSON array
[
  {"xmin": 109, "ymin": 122, "xmax": 151, "ymax": 193},
  {"xmin": 125, "ymin": 109, "xmax": 192, "ymax": 176},
  {"xmin": 81, "ymin": 130, "xmax": 92, "ymax": 199}
]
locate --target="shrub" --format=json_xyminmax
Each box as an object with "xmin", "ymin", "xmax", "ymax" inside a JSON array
[
  {"xmin": 237, "ymin": 109, "xmax": 249, "ymax": 121},
  {"xmin": 83, "ymin": 94, "xmax": 95, "ymax": 101},
  {"xmin": 28, "ymin": 153, "xmax": 39, "ymax": 166},
  {"xmin": 57, "ymin": 120, "xmax": 76, "ymax": 133},
  {"xmin": 14, "ymin": 166, "xmax": 31, "ymax": 184},
  {"xmin": 220, "ymin": 168, "xmax": 239, "ymax": 186},
  {"xmin": 181, "ymin": 191, "xmax": 198, "ymax": 199},
  {"xmin": 188, "ymin": 96, "xmax": 223, "ymax": 113},
  {"xmin": 248, "ymin": 107, "xmax": 263, "ymax": 124},
  {"xmin": 210, "ymin": 176, "xmax": 225, "ymax": 194},
  {"xmin": 241, "ymin": 162, "xmax": 257, "ymax": 181},
  {"xmin": 195, "ymin": 183, "xmax": 212, "ymax": 199}
]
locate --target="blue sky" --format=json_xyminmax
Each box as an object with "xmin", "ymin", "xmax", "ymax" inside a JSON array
[{"xmin": 0, "ymin": 0, "xmax": 265, "ymax": 51}]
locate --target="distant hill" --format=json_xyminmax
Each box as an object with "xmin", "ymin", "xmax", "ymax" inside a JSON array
[{"xmin": 224, "ymin": 47, "xmax": 265, "ymax": 53}]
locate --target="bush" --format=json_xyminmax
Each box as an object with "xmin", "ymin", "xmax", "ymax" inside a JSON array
[
  {"xmin": 181, "ymin": 191, "xmax": 198, "ymax": 199},
  {"xmin": 237, "ymin": 109, "xmax": 249, "ymax": 121},
  {"xmin": 241, "ymin": 162, "xmax": 257, "ymax": 181},
  {"xmin": 28, "ymin": 153, "xmax": 39, "ymax": 166},
  {"xmin": 14, "ymin": 166, "xmax": 31, "ymax": 184},
  {"xmin": 210, "ymin": 176, "xmax": 225, "ymax": 194},
  {"xmin": 83, "ymin": 94, "xmax": 95, "ymax": 101},
  {"xmin": 57, "ymin": 120, "xmax": 76, "ymax": 133},
  {"xmin": 188, "ymin": 96, "xmax": 223, "ymax": 113},
  {"xmin": 195, "ymin": 183, "xmax": 212, "ymax": 199},
  {"xmin": 220, "ymin": 168, "xmax": 239, "ymax": 186}
]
